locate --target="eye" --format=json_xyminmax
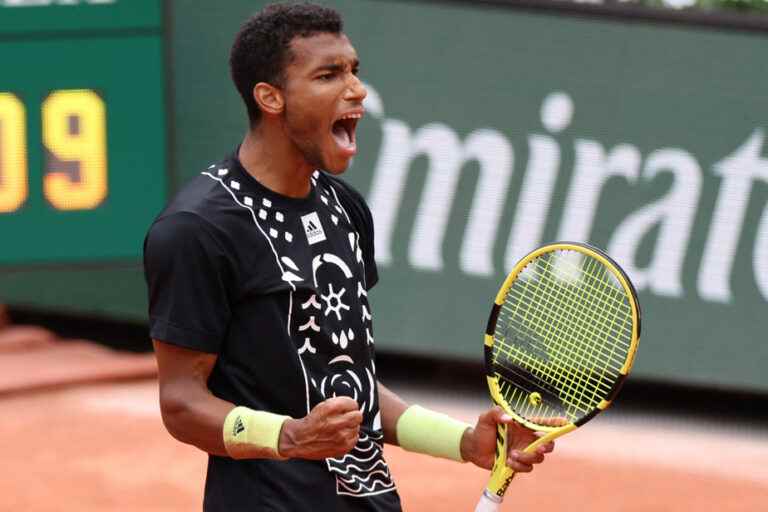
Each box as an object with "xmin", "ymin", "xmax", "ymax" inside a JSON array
[{"xmin": 318, "ymin": 72, "xmax": 335, "ymax": 81}]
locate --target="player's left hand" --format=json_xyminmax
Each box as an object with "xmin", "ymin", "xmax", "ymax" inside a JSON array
[{"xmin": 459, "ymin": 406, "xmax": 555, "ymax": 472}]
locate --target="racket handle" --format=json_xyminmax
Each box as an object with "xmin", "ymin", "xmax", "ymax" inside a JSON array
[{"xmin": 474, "ymin": 490, "xmax": 502, "ymax": 512}]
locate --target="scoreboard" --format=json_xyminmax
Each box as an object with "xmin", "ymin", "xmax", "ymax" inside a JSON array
[{"xmin": 0, "ymin": 0, "xmax": 166, "ymax": 264}]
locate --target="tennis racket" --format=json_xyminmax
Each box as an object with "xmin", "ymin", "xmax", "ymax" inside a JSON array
[{"xmin": 475, "ymin": 242, "xmax": 641, "ymax": 511}]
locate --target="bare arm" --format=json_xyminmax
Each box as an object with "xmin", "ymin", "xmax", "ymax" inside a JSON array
[
  {"xmin": 376, "ymin": 379, "xmax": 553, "ymax": 472},
  {"xmin": 377, "ymin": 380, "xmax": 410, "ymax": 445},
  {"xmin": 154, "ymin": 339, "xmax": 363, "ymax": 459},
  {"xmin": 153, "ymin": 339, "xmax": 234, "ymax": 456},
  {"xmin": 378, "ymin": 380, "xmax": 475, "ymax": 455}
]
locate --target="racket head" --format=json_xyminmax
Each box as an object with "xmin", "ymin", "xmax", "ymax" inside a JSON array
[{"xmin": 484, "ymin": 242, "xmax": 641, "ymax": 433}]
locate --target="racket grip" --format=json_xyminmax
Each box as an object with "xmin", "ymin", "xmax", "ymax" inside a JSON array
[{"xmin": 474, "ymin": 490, "xmax": 502, "ymax": 512}]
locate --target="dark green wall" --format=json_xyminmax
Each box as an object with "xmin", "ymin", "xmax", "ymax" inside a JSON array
[
  {"xmin": 0, "ymin": 0, "xmax": 165, "ymax": 321},
  {"xmin": 2, "ymin": 0, "xmax": 766, "ymax": 392},
  {"xmin": 166, "ymin": 1, "xmax": 768, "ymax": 391}
]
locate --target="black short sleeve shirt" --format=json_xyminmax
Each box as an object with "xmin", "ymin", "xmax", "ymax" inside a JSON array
[{"xmin": 144, "ymin": 151, "xmax": 402, "ymax": 512}]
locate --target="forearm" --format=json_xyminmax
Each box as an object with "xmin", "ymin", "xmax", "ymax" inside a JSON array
[
  {"xmin": 377, "ymin": 381, "xmax": 410, "ymax": 445},
  {"xmin": 154, "ymin": 339, "xmax": 240, "ymax": 457},
  {"xmin": 154, "ymin": 343, "xmax": 358, "ymax": 462},
  {"xmin": 377, "ymin": 380, "xmax": 470, "ymax": 462},
  {"xmin": 159, "ymin": 378, "xmax": 234, "ymax": 456}
]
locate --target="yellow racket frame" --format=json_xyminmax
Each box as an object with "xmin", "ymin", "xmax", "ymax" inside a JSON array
[{"xmin": 482, "ymin": 242, "xmax": 641, "ymax": 501}]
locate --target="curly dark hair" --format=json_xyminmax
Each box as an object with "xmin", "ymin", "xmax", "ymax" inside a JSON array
[{"xmin": 230, "ymin": 2, "xmax": 343, "ymax": 126}]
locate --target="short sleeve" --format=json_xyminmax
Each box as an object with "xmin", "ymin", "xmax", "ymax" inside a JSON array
[
  {"xmin": 324, "ymin": 176, "xmax": 379, "ymax": 290},
  {"xmin": 143, "ymin": 211, "xmax": 233, "ymax": 353}
]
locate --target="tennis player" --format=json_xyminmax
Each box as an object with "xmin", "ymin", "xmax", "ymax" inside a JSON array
[{"xmin": 144, "ymin": 3, "xmax": 554, "ymax": 511}]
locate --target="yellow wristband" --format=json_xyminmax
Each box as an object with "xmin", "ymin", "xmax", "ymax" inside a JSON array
[
  {"xmin": 222, "ymin": 406, "xmax": 291, "ymax": 460},
  {"xmin": 395, "ymin": 405, "xmax": 471, "ymax": 462}
]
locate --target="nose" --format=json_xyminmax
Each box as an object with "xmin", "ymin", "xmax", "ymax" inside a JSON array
[{"xmin": 345, "ymin": 74, "xmax": 367, "ymax": 102}]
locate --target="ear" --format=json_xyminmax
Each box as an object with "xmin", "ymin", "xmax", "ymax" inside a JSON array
[{"xmin": 253, "ymin": 82, "xmax": 284, "ymax": 115}]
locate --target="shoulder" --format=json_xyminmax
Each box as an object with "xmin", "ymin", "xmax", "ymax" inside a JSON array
[
  {"xmin": 318, "ymin": 173, "xmax": 366, "ymax": 207},
  {"xmin": 162, "ymin": 163, "xmax": 234, "ymax": 220},
  {"xmin": 148, "ymin": 155, "xmax": 248, "ymax": 243},
  {"xmin": 318, "ymin": 173, "xmax": 373, "ymax": 228},
  {"xmin": 144, "ymin": 210, "xmax": 224, "ymax": 261},
  {"xmin": 145, "ymin": 158, "xmax": 239, "ymax": 254}
]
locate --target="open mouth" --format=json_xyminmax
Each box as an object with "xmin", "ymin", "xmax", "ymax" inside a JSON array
[{"xmin": 331, "ymin": 112, "xmax": 362, "ymax": 155}]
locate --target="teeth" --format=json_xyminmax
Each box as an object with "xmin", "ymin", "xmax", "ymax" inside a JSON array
[{"xmin": 338, "ymin": 113, "xmax": 362, "ymax": 121}]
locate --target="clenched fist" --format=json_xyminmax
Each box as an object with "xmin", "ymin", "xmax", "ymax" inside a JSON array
[{"xmin": 278, "ymin": 397, "xmax": 363, "ymax": 459}]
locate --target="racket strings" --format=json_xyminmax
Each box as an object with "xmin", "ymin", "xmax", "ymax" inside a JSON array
[
  {"xmin": 494, "ymin": 321, "xmax": 613, "ymax": 419},
  {"xmin": 505, "ymin": 271, "xmax": 627, "ymax": 376},
  {"xmin": 518, "ymin": 258, "xmax": 630, "ymax": 377},
  {"xmin": 492, "ymin": 250, "xmax": 634, "ymax": 423},
  {"xmin": 538, "ymin": 255, "xmax": 632, "ymax": 350},
  {"xmin": 497, "ymin": 319, "xmax": 615, "ymax": 402},
  {"xmin": 500, "ymin": 379, "xmax": 566, "ymax": 421},
  {"xmin": 524, "ymin": 252, "xmax": 632, "ymax": 363},
  {"xmin": 494, "ymin": 332, "xmax": 609, "ymax": 419},
  {"xmin": 516, "ymin": 256, "xmax": 632, "ymax": 408},
  {"xmin": 494, "ymin": 262, "xmax": 576, "ymax": 421},
  {"xmin": 499, "ymin": 270, "xmax": 625, "ymax": 391},
  {"xmin": 513, "ymin": 258, "xmax": 628, "ymax": 410}
]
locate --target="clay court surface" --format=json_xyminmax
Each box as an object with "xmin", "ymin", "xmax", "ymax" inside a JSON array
[{"xmin": 2, "ymin": 324, "xmax": 767, "ymax": 511}]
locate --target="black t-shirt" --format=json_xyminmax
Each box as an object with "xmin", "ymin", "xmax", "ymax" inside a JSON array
[{"xmin": 144, "ymin": 151, "xmax": 402, "ymax": 512}]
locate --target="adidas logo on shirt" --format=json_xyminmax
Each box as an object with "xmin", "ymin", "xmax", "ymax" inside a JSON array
[{"xmin": 301, "ymin": 212, "xmax": 326, "ymax": 245}]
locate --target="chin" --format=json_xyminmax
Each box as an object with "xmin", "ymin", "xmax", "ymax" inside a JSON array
[
  {"xmin": 323, "ymin": 166, "xmax": 349, "ymax": 176},
  {"xmin": 321, "ymin": 158, "xmax": 352, "ymax": 175}
]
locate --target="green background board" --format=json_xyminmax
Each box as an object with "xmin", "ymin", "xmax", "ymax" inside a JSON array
[
  {"xmin": 0, "ymin": 36, "xmax": 167, "ymax": 263},
  {"xmin": 0, "ymin": 264, "xmax": 145, "ymax": 319},
  {"xmin": 0, "ymin": 0, "xmax": 162, "ymax": 34},
  {"xmin": 1, "ymin": 0, "xmax": 767, "ymax": 392},
  {"xmin": 0, "ymin": 1, "xmax": 166, "ymax": 318},
  {"xmin": 168, "ymin": 0, "xmax": 768, "ymax": 392}
]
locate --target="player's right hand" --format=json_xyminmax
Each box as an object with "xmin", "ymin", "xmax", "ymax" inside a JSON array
[{"xmin": 278, "ymin": 396, "xmax": 363, "ymax": 459}]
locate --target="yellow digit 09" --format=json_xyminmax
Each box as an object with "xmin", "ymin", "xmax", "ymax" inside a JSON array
[
  {"xmin": 0, "ymin": 92, "xmax": 29, "ymax": 213},
  {"xmin": 42, "ymin": 89, "xmax": 107, "ymax": 210}
]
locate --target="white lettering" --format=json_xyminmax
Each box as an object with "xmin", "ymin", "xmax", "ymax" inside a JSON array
[
  {"xmin": 367, "ymin": 118, "xmax": 410, "ymax": 266},
  {"xmin": 457, "ymin": 130, "xmax": 514, "ymax": 276},
  {"xmin": 698, "ymin": 129, "xmax": 768, "ymax": 302},
  {"xmin": 608, "ymin": 148, "xmax": 702, "ymax": 297},
  {"xmin": 556, "ymin": 140, "xmax": 642, "ymax": 242},
  {"xmin": 753, "ymin": 204, "xmax": 768, "ymax": 301},
  {"xmin": 364, "ymin": 84, "xmax": 767, "ymax": 305},
  {"xmin": 368, "ymin": 121, "xmax": 513, "ymax": 274},
  {"xmin": 407, "ymin": 124, "xmax": 469, "ymax": 271},
  {"xmin": 505, "ymin": 134, "xmax": 560, "ymax": 271}
]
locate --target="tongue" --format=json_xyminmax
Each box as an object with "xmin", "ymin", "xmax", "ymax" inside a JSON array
[{"xmin": 332, "ymin": 122, "xmax": 352, "ymax": 148}]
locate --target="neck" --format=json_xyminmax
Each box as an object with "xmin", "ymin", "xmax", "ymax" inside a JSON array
[{"xmin": 238, "ymin": 123, "xmax": 315, "ymax": 198}]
